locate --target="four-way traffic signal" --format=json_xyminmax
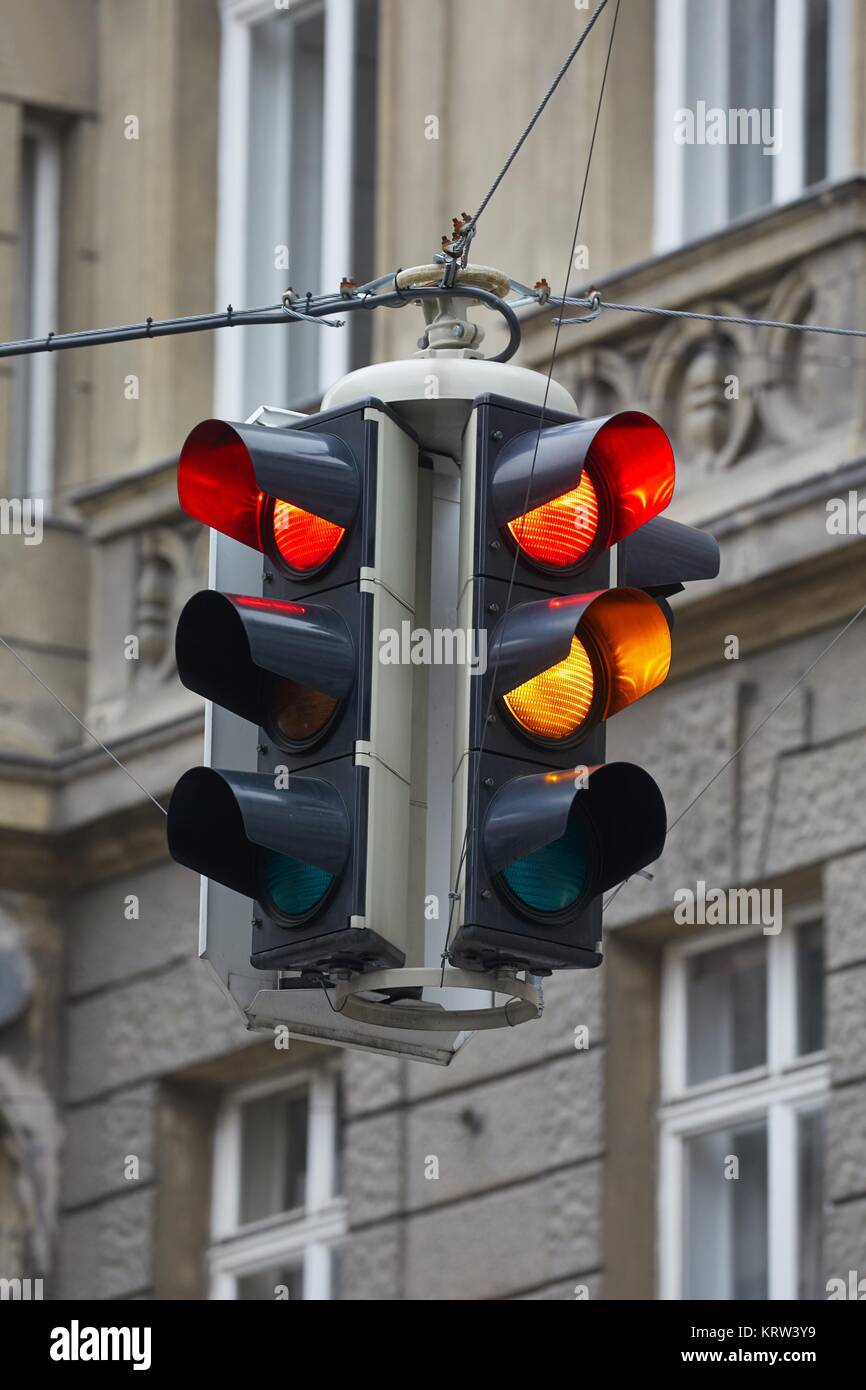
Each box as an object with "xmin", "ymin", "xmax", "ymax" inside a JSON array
[
  {"xmin": 448, "ymin": 396, "xmax": 719, "ymax": 972},
  {"xmin": 167, "ymin": 390, "xmax": 718, "ymax": 985},
  {"xmin": 167, "ymin": 402, "xmax": 420, "ymax": 974}
]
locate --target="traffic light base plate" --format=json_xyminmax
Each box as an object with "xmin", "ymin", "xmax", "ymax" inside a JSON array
[{"xmin": 333, "ymin": 967, "xmax": 542, "ymax": 1032}]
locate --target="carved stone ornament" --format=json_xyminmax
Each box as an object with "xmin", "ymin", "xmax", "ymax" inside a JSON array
[
  {"xmin": 638, "ymin": 299, "xmax": 756, "ymax": 475},
  {"xmin": 133, "ymin": 525, "xmax": 208, "ymax": 685},
  {"xmin": 568, "ymin": 346, "xmax": 635, "ymax": 420},
  {"xmin": 756, "ymin": 261, "xmax": 862, "ymax": 444}
]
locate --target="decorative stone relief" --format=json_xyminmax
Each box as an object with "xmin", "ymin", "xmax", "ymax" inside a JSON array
[
  {"xmin": 132, "ymin": 524, "xmax": 208, "ymax": 687},
  {"xmin": 757, "ymin": 262, "xmax": 863, "ymax": 444},
  {"xmin": 638, "ymin": 299, "xmax": 755, "ymax": 475},
  {"xmin": 567, "ymin": 346, "xmax": 634, "ymax": 419}
]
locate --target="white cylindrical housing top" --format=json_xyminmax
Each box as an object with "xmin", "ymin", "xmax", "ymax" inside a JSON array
[{"xmin": 322, "ymin": 356, "xmax": 578, "ymax": 460}]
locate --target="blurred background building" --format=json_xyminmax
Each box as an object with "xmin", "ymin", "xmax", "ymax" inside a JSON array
[{"xmin": 0, "ymin": 0, "xmax": 864, "ymax": 1299}]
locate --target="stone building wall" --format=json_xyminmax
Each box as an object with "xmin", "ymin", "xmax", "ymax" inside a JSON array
[{"xmin": 0, "ymin": 0, "xmax": 862, "ymax": 1300}]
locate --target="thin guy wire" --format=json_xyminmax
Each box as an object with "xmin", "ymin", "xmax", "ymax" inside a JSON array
[
  {"xmin": 464, "ymin": 0, "xmax": 611, "ymax": 233},
  {"xmin": 442, "ymin": 0, "xmax": 622, "ymax": 974},
  {"xmin": 0, "ymin": 634, "xmax": 168, "ymax": 816},
  {"xmin": 582, "ymin": 297, "xmax": 866, "ymax": 340},
  {"xmin": 602, "ymin": 598, "xmax": 866, "ymax": 912}
]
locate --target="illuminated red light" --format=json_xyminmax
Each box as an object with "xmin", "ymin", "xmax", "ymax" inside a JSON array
[
  {"xmin": 508, "ymin": 471, "xmax": 599, "ymax": 568},
  {"xmin": 272, "ymin": 499, "xmax": 345, "ymax": 573}
]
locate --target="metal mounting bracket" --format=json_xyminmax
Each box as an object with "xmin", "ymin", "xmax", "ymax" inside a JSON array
[{"xmin": 333, "ymin": 967, "xmax": 542, "ymax": 1031}]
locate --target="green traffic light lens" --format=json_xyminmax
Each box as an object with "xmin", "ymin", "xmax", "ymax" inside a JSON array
[
  {"xmin": 263, "ymin": 850, "xmax": 333, "ymax": 918},
  {"xmin": 501, "ymin": 813, "xmax": 590, "ymax": 913}
]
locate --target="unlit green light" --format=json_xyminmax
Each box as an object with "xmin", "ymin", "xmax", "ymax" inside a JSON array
[
  {"xmin": 501, "ymin": 817, "xmax": 589, "ymax": 913},
  {"xmin": 264, "ymin": 850, "xmax": 332, "ymax": 917}
]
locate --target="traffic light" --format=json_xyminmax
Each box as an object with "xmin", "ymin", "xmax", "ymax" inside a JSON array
[
  {"xmin": 167, "ymin": 401, "xmax": 420, "ymax": 974},
  {"xmin": 449, "ymin": 395, "xmax": 719, "ymax": 972}
]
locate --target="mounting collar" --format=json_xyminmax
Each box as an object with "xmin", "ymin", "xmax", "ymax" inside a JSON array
[{"xmin": 332, "ymin": 966, "xmax": 542, "ymax": 1031}]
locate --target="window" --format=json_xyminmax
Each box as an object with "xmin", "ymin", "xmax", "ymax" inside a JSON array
[
  {"xmin": 659, "ymin": 910, "xmax": 828, "ymax": 1299},
  {"xmin": 654, "ymin": 0, "xmax": 851, "ymax": 249},
  {"xmin": 209, "ymin": 1069, "xmax": 345, "ymax": 1299},
  {"xmin": 215, "ymin": 0, "xmax": 379, "ymax": 420},
  {"xmin": 9, "ymin": 120, "xmax": 61, "ymax": 503}
]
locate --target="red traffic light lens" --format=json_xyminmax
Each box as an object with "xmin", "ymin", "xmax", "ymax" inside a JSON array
[
  {"xmin": 507, "ymin": 471, "xmax": 599, "ymax": 568},
  {"xmin": 272, "ymin": 498, "xmax": 345, "ymax": 573},
  {"xmin": 503, "ymin": 634, "xmax": 595, "ymax": 740}
]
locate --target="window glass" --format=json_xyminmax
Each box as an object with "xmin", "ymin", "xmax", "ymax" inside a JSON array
[
  {"xmin": 805, "ymin": 0, "xmax": 829, "ymax": 187},
  {"xmin": 239, "ymin": 1088, "xmax": 309, "ymax": 1225},
  {"xmin": 797, "ymin": 1109, "xmax": 825, "ymax": 1299},
  {"xmin": 727, "ymin": 0, "xmax": 774, "ymax": 220},
  {"xmin": 796, "ymin": 920, "xmax": 825, "ymax": 1056},
  {"xmin": 244, "ymin": 9, "xmax": 324, "ymax": 411},
  {"xmin": 670, "ymin": 0, "xmax": 839, "ymax": 246},
  {"xmin": 10, "ymin": 136, "xmax": 37, "ymax": 494},
  {"xmin": 333, "ymin": 1071, "xmax": 344, "ymax": 1197},
  {"xmin": 682, "ymin": 0, "xmax": 729, "ymax": 240},
  {"xmin": 684, "ymin": 1120, "xmax": 768, "ymax": 1299},
  {"xmin": 330, "ymin": 1244, "xmax": 344, "ymax": 1301},
  {"xmin": 686, "ymin": 938, "xmax": 767, "ymax": 1085},
  {"xmin": 350, "ymin": 0, "xmax": 379, "ymax": 371}
]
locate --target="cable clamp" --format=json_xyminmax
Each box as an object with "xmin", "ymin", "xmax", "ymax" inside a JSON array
[{"xmin": 553, "ymin": 287, "xmax": 602, "ymax": 325}]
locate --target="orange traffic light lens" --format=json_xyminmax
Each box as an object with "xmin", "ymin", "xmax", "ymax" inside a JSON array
[
  {"xmin": 507, "ymin": 471, "xmax": 599, "ymax": 568},
  {"xmin": 270, "ymin": 679, "xmax": 339, "ymax": 745},
  {"xmin": 503, "ymin": 635, "xmax": 595, "ymax": 740},
  {"xmin": 272, "ymin": 499, "xmax": 345, "ymax": 572}
]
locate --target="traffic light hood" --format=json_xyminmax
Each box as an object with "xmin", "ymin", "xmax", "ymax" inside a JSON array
[
  {"xmin": 618, "ymin": 513, "xmax": 721, "ymax": 597},
  {"xmin": 175, "ymin": 591, "xmax": 355, "ymax": 728},
  {"xmin": 483, "ymin": 762, "xmax": 667, "ymax": 899},
  {"xmin": 177, "ymin": 418, "xmax": 360, "ymax": 551},
  {"xmin": 167, "ymin": 767, "xmax": 351, "ymax": 902},
  {"xmin": 492, "ymin": 410, "xmax": 675, "ymax": 554},
  {"xmin": 490, "ymin": 587, "xmax": 672, "ymax": 728}
]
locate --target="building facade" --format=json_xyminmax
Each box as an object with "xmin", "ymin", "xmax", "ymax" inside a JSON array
[{"xmin": 0, "ymin": 0, "xmax": 864, "ymax": 1299}]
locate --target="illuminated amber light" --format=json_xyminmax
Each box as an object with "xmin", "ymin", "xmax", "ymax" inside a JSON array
[
  {"xmin": 272, "ymin": 499, "xmax": 344, "ymax": 572},
  {"xmin": 504, "ymin": 635, "xmax": 595, "ymax": 740},
  {"xmin": 507, "ymin": 472, "xmax": 599, "ymax": 568}
]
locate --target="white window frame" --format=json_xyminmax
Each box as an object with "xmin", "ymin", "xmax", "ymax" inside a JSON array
[
  {"xmin": 658, "ymin": 905, "xmax": 828, "ymax": 1300},
  {"xmin": 209, "ymin": 1067, "xmax": 346, "ymax": 1300},
  {"xmin": 214, "ymin": 0, "xmax": 357, "ymax": 419},
  {"xmin": 12, "ymin": 119, "xmax": 61, "ymax": 504},
  {"xmin": 654, "ymin": 0, "xmax": 851, "ymax": 251}
]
